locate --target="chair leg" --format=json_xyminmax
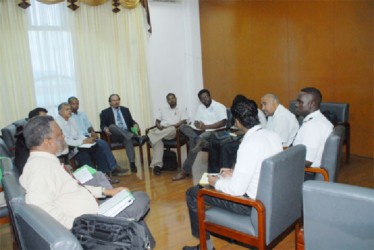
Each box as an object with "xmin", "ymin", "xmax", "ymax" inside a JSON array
[
  {"xmin": 138, "ymin": 145, "xmax": 144, "ymax": 164},
  {"xmin": 176, "ymin": 145, "xmax": 182, "ymax": 168},
  {"xmin": 146, "ymin": 143, "xmax": 151, "ymax": 167}
]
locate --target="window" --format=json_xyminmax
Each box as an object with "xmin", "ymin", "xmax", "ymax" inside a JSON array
[{"xmin": 27, "ymin": 0, "xmax": 76, "ymax": 116}]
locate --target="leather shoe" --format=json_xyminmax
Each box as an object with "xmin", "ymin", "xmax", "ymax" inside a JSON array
[
  {"xmin": 153, "ymin": 166, "xmax": 161, "ymax": 175},
  {"xmin": 111, "ymin": 166, "xmax": 128, "ymax": 176},
  {"xmin": 183, "ymin": 245, "xmax": 215, "ymax": 250},
  {"xmin": 106, "ymin": 175, "xmax": 120, "ymax": 184},
  {"xmin": 130, "ymin": 162, "xmax": 137, "ymax": 173},
  {"xmin": 172, "ymin": 171, "xmax": 189, "ymax": 181},
  {"xmin": 137, "ymin": 135, "xmax": 149, "ymax": 146}
]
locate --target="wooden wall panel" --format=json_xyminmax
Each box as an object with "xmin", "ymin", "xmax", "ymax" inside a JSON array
[{"xmin": 200, "ymin": 0, "xmax": 373, "ymax": 157}]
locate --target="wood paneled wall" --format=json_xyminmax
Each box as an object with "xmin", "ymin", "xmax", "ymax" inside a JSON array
[{"xmin": 199, "ymin": 0, "xmax": 373, "ymax": 157}]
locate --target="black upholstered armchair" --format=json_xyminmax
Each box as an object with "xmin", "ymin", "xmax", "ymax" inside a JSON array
[{"xmin": 197, "ymin": 145, "xmax": 306, "ymax": 250}]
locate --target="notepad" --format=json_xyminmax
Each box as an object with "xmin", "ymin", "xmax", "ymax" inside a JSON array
[
  {"xmin": 98, "ymin": 190, "xmax": 135, "ymax": 217},
  {"xmin": 199, "ymin": 172, "xmax": 220, "ymax": 186}
]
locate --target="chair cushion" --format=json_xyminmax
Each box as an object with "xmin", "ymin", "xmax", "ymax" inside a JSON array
[{"xmin": 206, "ymin": 207, "xmax": 256, "ymax": 236}]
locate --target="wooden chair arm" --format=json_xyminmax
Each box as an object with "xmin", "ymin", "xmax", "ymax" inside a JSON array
[
  {"xmin": 145, "ymin": 125, "xmax": 157, "ymax": 134},
  {"xmin": 304, "ymin": 167, "xmax": 329, "ymax": 181},
  {"xmin": 197, "ymin": 188, "xmax": 266, "ymax": 249}
]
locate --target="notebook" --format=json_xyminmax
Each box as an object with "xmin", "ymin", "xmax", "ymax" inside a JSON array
[
  {"xmin": 98, "ymin": 189, "xmax": 135, "ymax": 217},
  {"xmin": 199, "ymin": 172, "xmax": 220, "ymax": 186}
]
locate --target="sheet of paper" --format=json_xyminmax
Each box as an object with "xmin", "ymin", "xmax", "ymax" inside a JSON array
[
  {"xmin": 79, "ymin": 142, "xmax": 96, "ymax": 148},
  {"xmin": 73, "ymin": 167, "xmax": 94, "ymax": 183}
]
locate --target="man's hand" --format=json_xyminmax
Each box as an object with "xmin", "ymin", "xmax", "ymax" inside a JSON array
[
  {"xmin": 156, "ymin": 124, "xmax": 164, "ymax": 130},
  {"xmin": 83, "ymin": 137, "xmax": 96, "ymax": 144},
  {"xmin": 208, "ymin": 175, "xmax": 219, "ymax": 187},
  {"xmin": 103, "ymin": 187, "xmax": 128, "ymax": 197},
  {"xmin": 194, "ymin": 120, "xmax": 206, "ymax": 130},
  {"xmin": 219, "ymin": 168, "xmax": 233, "ymax": 178},
  {"xmin": 104, "ymin": 127, "xmax": 111, "ymax": 136}
]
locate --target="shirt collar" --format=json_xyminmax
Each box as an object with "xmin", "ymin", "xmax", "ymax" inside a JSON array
[{"xmin": 303, "ymin": 109, "xmax": 322, "ymax": 123}]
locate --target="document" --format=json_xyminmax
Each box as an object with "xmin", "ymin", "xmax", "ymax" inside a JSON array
[
  {"xmin": 199, "ymin": 172, "xmax": 220, "ymax": 186},
  {"xmin": 73, "ymin": 166, "xmax": 94, "ymax": 183},
  {"xmin": 79, "ymin": 142, "xmax": 96, "ymax": 148},
  {"xmin": 98, "ymin": 190, "xmax": 135, "ymax": 217}
]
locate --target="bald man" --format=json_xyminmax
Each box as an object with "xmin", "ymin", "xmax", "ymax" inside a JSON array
[{"xmin": 261, "ymin": 93, "xmax": 299, "ymax": 147}]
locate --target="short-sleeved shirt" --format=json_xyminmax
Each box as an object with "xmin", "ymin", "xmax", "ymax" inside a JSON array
[
  {"xmin": 266, "ymin": 104, "xmax": 300, "ymax": 147},
  {"xmin": 293, "ymin": 110, "xmax": 333, "ymax": 167},
  {"xmin": 157, "ymin": 105, "xmax": 188, "ymax": 126},
  {"xmin": 193, "ymin": 100, "xmax": 227, "ymax": 131},
  {"xmin": 55, "ymin": 115, "xmax": 86, "ymax": 147}
]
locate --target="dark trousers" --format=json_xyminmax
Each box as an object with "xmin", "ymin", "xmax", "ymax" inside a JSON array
[
  {"xmin": 208, "ymin": 136, "xmax": 242, "ymax": 173},
  {"xmin": 75, "ymin": 141, "xmax": 115, "ymax": 173},
  {"xmin": 186, "ymin": 186, "xmax": 252, "ymax": 238}
]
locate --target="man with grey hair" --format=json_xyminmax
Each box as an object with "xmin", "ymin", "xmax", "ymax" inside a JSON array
[
  {"xmin": 55, "ymin": 102, "xmax": 120, "ymax": 184},
  {"xmin": 261, "ymin": 93, "xmax": 299, "ymax": 147},
  {"xmin": 19, "ymin": 116, "xmax": 155, "ymax": 247}
]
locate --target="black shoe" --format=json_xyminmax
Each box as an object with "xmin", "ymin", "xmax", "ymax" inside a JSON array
[
  {"xmin": 106, "ymin": 175, "xmax": 120, "ymax": 184},
  {"xmin": 130, "ymin": 162, "xmax": 138, "ymax": 173},
  {"xmin": 153, "ymin": 166, "xmax": 161, "ymax": 175},
  {"xmin": 111, "ymin": 166, "xmax": 128, "ymax": 176},
  {"xmin": 137, "ymin": 135, "xmax": 149, "ymax": 145},
  {"xmin": 183, "ymin": 245, "xmax": 215, "ymax": 250}
]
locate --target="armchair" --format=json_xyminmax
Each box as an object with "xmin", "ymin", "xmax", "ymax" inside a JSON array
[
  {"xmin": 302, "ymin": 181, "xmax": 374, "ymax": 250},
  {"xmin": 145, "ymin": 126, "xmax": 188, "ymax": 169},
  {"xmin": 304, "ymin": 125, "xmax": 345, "ymax": 182},
  {"xmin": 197, "ymin": 145, "xmax": 306, "ymax": 250},
  {"xmin": 1, "ymin": 119, "xmax": 27, "ymax": 157},
  {"xmin": 101, "ymin": 127, "xmax": 144, "ymax": 164},
  {"xmin": 1, "ymin": 157, "xmax": 82, "ymax": 250},
  {"xmin": 289, "ymin": 101, "xmax": 350, "ymax": 162}
]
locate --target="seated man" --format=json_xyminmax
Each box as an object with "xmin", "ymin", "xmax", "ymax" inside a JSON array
[
  {"xmin": 68, "ymin": 96, "xmax": 127, "ymax": 177},
  {"xmin": 172, "ymin": 89, "xmax": 227, "ymax": 181},
  {"xmin": 14, "ymin": 107, "xmax": 48, "ymax": 174},
  {"xmin": 55, "ymin": 102, "xmax": 119, "ymax": 184},
  {"xmin": 100, "ymin": 94, "xmax": 145, "ymax": 173},
  {"xmin": 183, "ymin": 97, "xmax": 283, "ymax": 250},
  {"xmin": 19, "ymin": 116, "xmax": 154, "ymax": 248},
  {"xmin": 208, "ymin": 94, "xmax": 267, "ymax": 173},
  {"xmin": 146, "ymin": 93, "xmax": 188, "ymax": 175},
  {"xmin": 293, "ymin": 87, "xmax": 333, "ymax": 178},
  {"xmin": 261, "ymin": 93, "xmax": 299, "ymax": 147}
]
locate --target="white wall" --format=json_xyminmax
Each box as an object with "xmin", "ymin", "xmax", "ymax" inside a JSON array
[{"xmin": 147, "ymin": 0, "xmax": 203, "ymax": 125}]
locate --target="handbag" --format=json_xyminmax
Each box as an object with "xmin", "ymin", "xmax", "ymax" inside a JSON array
[{"xmin": 72, "ymin": 214, "xmax": 151, "ymax": 250}]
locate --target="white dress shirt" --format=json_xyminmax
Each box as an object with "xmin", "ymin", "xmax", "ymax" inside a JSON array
[
  {"xmin": 215, "ymin": 125, "xmax": 283, "ymax": 199},
  {"xmin": 55, "ymin": 115, "xmax": 86, "ymax": 147},
  {"xmin": 265, "ymin": 104, "xmax": 299, "ymax": 147},
  {"xmin": 293, "ymin": 110, "xmax": 333, "ymax": 167},
  {"xmin": 71, "ymin": 111, "xmax": 92, "ymax": 137}
]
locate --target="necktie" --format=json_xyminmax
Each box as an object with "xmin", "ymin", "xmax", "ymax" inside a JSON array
[{"xmin": 116, "ymin": 109, "xmax": 125, "ymax": 129}]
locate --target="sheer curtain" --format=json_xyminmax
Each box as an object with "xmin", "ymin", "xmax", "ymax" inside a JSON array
[
  {"xmin": 69, "ymin": 2, "xmax": 152, "ymax": 129},
  {"xmin": 0, "ymin": 1, "xmax": 36, "ymax": 128},
  {"xmin": 0, "ymin": 0, "xmax": 151, "ymax": 130}
]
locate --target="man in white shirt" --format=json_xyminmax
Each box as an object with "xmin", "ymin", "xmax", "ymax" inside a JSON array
[
  {"xmin": 172, "ymin": 89, "xmax": 227, "ymax": 181},
  {"xmin": 261, "ymin": 93, "xmax": 299, "ymax": 147},
  {"xmin": 68, "ymin": 97, "xmax": 127, "ymax": 177},
  {"xmin": 208, "ymin": 94, "xmax": 267, "ymax": 173},
  {"xmin": 293, "ymin": 87, "xmax": 333, "ymax": 169},
  {"xmin": 183, "ymin": 97, "xmax": 283, "ymax": 250},
  {"xmin": 145, "ymin": 93, "xmax": 188, "ymax": 175},
  {"xmin": 19, "ymin": 115, "xmax": 154, "ymax": 247},
  {"xmin": 55, "ymin": 102, "xmax": 120, "ymax": 183}
]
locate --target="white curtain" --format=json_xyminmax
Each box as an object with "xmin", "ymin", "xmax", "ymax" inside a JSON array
[
  {"xmin": 0, "ymin": 0, "xmax": 152, "ymax": 131},
  {"xmin": 0, "ymin": 1, "xmax": 36, "ymax": 128}
]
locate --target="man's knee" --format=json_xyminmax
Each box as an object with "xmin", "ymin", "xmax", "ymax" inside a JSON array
[{"xmin": 185, "ymin": 186, "xmax": 200, "ymax": 209}]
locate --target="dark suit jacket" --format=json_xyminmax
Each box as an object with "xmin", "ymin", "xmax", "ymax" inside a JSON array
[{"xmin": 100, "ymin": 106, "xmax": 136, "ymax": 131}]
